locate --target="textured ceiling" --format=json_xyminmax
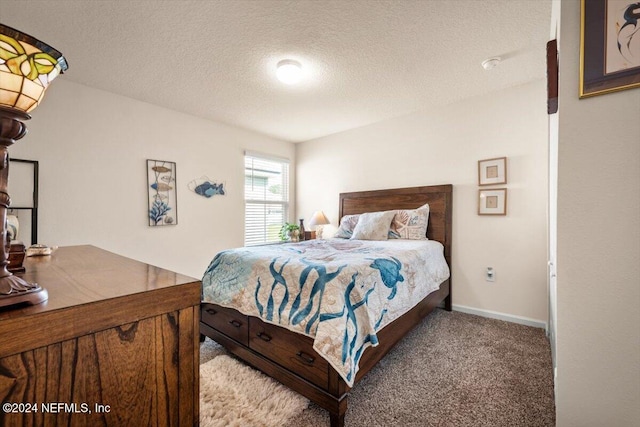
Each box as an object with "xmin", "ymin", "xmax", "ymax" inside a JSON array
[{"xmin": 1, "ymin": 0, "xmax": 551, "ymax": 142}]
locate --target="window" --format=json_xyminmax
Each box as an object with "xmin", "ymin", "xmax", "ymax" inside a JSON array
[{"xmin": 244, "ymin": 152, "xmax": 290, "ymax": 246}]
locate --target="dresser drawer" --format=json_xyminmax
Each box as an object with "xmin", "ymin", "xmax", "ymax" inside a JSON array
[
  {"xmin": 249, "ymin": 317, "xmax": 328, "ymax": 389},
  {"xmin": 201, "ymin": 303, "xmax": 248, "ymax": 346}
]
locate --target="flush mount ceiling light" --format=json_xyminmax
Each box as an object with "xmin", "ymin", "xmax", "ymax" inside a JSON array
[
  {"xmin": 481, "ymin": 57, "xmax": 501, "ymax": 70},
  {"xmin": 276, "ymin": 59, "xmax": 302, "ymax": 85}
]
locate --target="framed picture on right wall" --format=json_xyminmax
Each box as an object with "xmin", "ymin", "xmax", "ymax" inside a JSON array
[
  {"xmin": 478, "ymin": 157, "xmax": 507, "ymax": 186},
  {"xmin": 580, "ymin": 0, "xmax": 640, "ymax": 98},
  {"xmin": 478, "ymin": 188, "xmax": 507, "ymax": 216}
]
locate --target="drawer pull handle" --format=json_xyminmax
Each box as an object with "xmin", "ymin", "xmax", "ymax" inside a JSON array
[
  {"xmin": 229, "ymin": 319, "xmax": 242, "ymax": 328},
  {"xmin": 205, "ymin": 308, "xmax": 217, "ymax": 315},
  {"xmin": 296, "ymin": 351, "xmax": 315, "ymax": 365},
  {"xmin": 257, "ymin": 332, "xmax": 272, "ymax": 342}
]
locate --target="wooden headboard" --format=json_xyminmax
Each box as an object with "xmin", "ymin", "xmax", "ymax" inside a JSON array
[{"xmin": 338, "ymin": 185, "xmax": 453, "ymax": 263}]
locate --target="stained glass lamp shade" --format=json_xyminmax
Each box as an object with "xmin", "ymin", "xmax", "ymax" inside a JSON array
[
  {"xmin": 0, "ymin": 23, "xmax": 68, "ymax": 308},
  {"xmin": 0, "ymin": 23, "xmax": 67, "ymax": 112}
]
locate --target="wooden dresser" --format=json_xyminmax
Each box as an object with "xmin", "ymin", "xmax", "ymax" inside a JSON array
[{"xmin": 0, "ymin": 245, "xmax": 200, "ymax": 426}]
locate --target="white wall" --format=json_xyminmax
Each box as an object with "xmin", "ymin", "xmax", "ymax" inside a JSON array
[
  {"xmin": 555, "ymin": 0, "xmax": 640, "ymax": 425},
  {"xmin": 9, "ymin": 79, "xmax": 295, "ymax": 279},
  {"xmin": 297, "ymin": 80, "xmax": 549, "ymax": 323}
]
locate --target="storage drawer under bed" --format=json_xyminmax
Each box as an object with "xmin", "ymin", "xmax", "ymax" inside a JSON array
[
  {"xmin": 201, "ymin": 303, "xmax": 249, "ymax": 346},
  {"xmin": 248, "ymin": 317, "xmax": 329, "ymax": 389}
]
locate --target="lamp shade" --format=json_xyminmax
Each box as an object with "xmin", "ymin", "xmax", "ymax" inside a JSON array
[
  {"xmin": 0, "ymin": 24, "xmax": 68, "ymax": 113},
  {"xmin": 308, "ymin": 211, "xmax": 329, "ymax": 227}
]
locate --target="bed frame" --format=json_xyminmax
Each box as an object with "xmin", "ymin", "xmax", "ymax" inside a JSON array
[{"xmin": 200, "ymin": 184, "xmax": 452, "ymax": 427}]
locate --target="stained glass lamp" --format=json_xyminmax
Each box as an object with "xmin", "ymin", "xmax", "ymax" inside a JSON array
[{"xmin": 0, "ymin": 23, "xmax": 68, "ymax": 308}]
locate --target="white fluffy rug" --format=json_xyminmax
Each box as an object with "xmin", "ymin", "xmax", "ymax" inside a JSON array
[{"xmin": 200, "ymin": 355, "xmax": 309, "ymax": 427}]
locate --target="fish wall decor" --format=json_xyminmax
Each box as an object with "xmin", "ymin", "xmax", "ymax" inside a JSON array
[{"xmin": 188, "ymin": 176, "xmax": 226, "ymax": 198}]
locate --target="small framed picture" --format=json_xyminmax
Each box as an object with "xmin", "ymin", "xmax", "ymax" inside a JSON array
[
  {"xmin": 478, "ymin": 157, "xmax": 507, "ymax": 186},
  {"xmin": 478, "ymin": 188, "xmax": 507, "ymax": 216}
]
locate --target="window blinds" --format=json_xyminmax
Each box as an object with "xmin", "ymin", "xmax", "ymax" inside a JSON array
[{"xmin": 244, "ymin": 153, "xmax": 289, "ymax": 246}]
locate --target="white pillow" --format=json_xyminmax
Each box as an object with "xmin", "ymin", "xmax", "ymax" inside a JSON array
[{"xmin": 350, "ymin": 211, "xmax": 395, "ymax": 240}]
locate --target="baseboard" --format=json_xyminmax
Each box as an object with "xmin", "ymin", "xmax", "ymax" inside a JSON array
[{"xmin": 452, "ymin": 304, "xmax": 547, "ymax": 329}]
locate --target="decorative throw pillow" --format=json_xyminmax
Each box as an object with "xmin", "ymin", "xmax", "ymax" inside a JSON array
[
  {"xmin": 389, "ymin": 203, "xmax": 430, "ymax": 240},
  {"xmin": 334, "ymin": 214, "xmax": 360, "ymax": 239},
  {"xmin": 350, "ymin": 211, "xmax": 396, "ymax": 241}
]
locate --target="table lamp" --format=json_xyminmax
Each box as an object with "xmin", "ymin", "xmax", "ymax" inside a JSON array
[
  {"xmin": 308, "ymin": 210, "xmax": 329, "ymax": 239},
  {"xmin": 0, "ymin": 23, "xmax": 68, "ymax": 308}
]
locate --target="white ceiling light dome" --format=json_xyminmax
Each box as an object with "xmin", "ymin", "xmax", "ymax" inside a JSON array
[{"xmin": 276, "ymin": 59, "xmax": 303, "ymax": 85}]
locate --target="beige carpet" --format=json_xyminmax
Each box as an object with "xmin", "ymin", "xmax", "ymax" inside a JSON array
[
  {"xmin": 200, "ymin": 309, "xmax": 555, "ymax": 427},
  {"xmin": 200, "ymin": 355, "xmax": 308, "ymax": 427}
]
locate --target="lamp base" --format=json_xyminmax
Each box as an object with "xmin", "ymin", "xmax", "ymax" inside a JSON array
[
  {"xmin": 0, "ymin": 106, "xmax": 46, "ymax": 309},
  {"xmin": 0, "ymin": 274, "xmax": 48, "ymax": 308}
]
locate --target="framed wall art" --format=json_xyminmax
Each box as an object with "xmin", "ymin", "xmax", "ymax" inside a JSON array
[
  {"xmin": 478, "ymin": 188, "xmax": 507, "ymax": 216},
  {"xmin": 478, "ymin": 157, "xmax": 507, "ymax": 186},
  {"xmin": 580, "ymin": 0, "xmax": 640, "ymax": 98},
  {"xmin": 8, "ymin": 158, "xmax": 38, "ymax": 244},
  {"xmin": 147, "ymin": 159, "xmax": 177, "ymax": 226}
]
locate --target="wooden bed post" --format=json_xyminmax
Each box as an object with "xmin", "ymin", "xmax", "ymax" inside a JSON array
[
  {"xmin": 445, "ymin": 291, "xmax": 453, "ymax": 311},
  {"xmin": 328, "ymin": 368, "xmax": 348, "ymax": 427},
  {"xmin": 443, "ymin": 185, "xmax": 453, "ymax": 311},
  {"xmin": 330, "ymin": 413, "xmax": 345, "ymax": 427}
]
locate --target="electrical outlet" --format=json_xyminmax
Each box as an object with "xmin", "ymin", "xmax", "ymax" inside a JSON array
[{"xmin": 486, "ymin": 267, "xmax": 495, "ymax": 282}]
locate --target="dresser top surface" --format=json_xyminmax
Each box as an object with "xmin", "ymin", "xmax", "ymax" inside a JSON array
[{"xmin": 0, "ymin": 245, "xmax": 200, "ymax": 320}]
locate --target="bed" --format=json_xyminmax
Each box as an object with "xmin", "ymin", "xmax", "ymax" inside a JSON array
[{"xmin": 200, "ymin": 184, "xmax": 452, "ymax": 427}]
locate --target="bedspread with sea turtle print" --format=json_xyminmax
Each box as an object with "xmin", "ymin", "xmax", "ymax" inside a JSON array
[{"xmin": 201, "ymin": 238, "xmax": 450, "ymax": 387}]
